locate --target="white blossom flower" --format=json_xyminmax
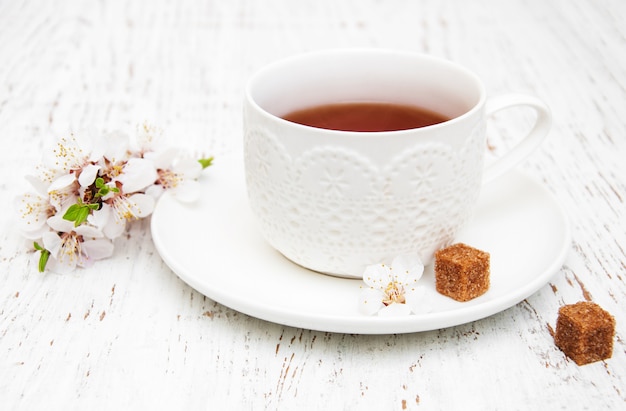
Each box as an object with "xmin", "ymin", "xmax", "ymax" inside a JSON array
[
  {"xmin": 132, "ymin": 123, "xmax": 166, "ymax": 154},
  {"xmin": 97, "ymin": 193, "xmax": 155, "ymax": 239},
  {"xmin": 40, "ymin": 134, "xmax": 103, "ymax": 210},
  {"xmin": 42, "ymin": 134, "xmax": 89, "ymax": 173},
  {"xmin": 46, "ymin": 176, "xmax": 80, "ymax": 212},
  {"xmin": 359, "ymin": 254, "xmax": 428, "ymax": 316},
  {"xmin": 14, "ymin": 190, "xmax": 55, "ymax": 239},
  {"xmin": 145, "ymin": 149, "xmax": 203, "ymax": 202},
  {"xmin": 45, "ymin": 161, "xmax": 100, "ymax": 194},
  {"xmin": 113, "ymin": 157, "xmax": 158, "ymax": 194},
  {"xmin": 98, "ymin": 131, "xmax": 131, "ymax": 163},
  {"xmin": 42, "ymin": 215, "xmax": 113, "ymax": 271}
]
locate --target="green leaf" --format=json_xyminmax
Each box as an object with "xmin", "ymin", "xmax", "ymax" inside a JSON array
[
  {"xmin": 198, "ymin": 156, "xmax": 214, "ymax": 169},
  {"xmin": 38, "ymin": 249, "xmax": 50, "ymax": 273},
  {"xmin": 34, "ymin": 242, "xmax": 51, "ymax": 273},
  {"xmin": 63, "ymin": 204, "xmax": 84, "ymax": 222},
  {"xmin": 75, "ymin": 207, "xmax": 90, "ymax": 226},
  {"xmin": 95, "ymin": 180, "xmax": 119, "ymax": 198},
  {"xmin": 62, "ymin": 202, "xmax": 92, "ymax": 226},
  {"xmin": 95, "ymin": 187, "xmax": 107, "ymax": 198}
]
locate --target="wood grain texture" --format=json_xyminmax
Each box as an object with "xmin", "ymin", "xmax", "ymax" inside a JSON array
[{"xmin": 1, "ymin": 0, "xmax": 624, "ymax": 409}]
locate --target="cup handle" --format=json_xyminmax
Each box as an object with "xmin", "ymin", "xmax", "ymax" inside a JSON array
[{"xmin": 482, "ymin": 93, "xmax": 552, "ymax": 184}]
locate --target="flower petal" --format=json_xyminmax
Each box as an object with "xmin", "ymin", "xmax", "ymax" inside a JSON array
[
  {"xmin": 126, "ymin": 193, "xmax": 155, "ymax": 218},
  {"xmin": 116, "ymin": 158, "xmax": 157, "ymax": 193},
  {"xmin": 359, "ymin": 288, "xmax": 385, "ymax": 315},
  {"xmin": 405, "ymin": 286, "xmax": 432, "ymax": 315},
  {"xmin": 98, "ymin": 203, "xmax": 125, "ymax": 239},
  {"xmin": 172, "ymin": 179, "xmax": 200, "ymax": 203},
  {"xmin": 99, "ymin": 131, "xmax": 130, "ymax": 162},
  {"xmin": 42, "ymin": 135, "xmax": 86, "ymax": 173},
  {"xmin": 144, "ymin": 184, "xmax": 165, "ymax": 200},
  {"xmin": 42, "ymin": 231, "xmax": 62, "ymax": 258},
  {"xmin": 78, "ymin": 164, "xmax": 100, "ymax": 187},
  {"xmin": 378, "ymin": 303, "xmax": 412, "ymax": 317},
  {"xmin": 88, "ymin": 206, "xmax": 110, "ymax": 229},
  {"xmin": 391, "ymin": 254, "xmax": 424, "ymax": 284},
  {"xmin": 14, "ymin": 192, "xmax": 51, "ymax": 232},
  {"xmin": 144, "ymin": 147, "xmax": 178, "ymax": 169},
  {"xmin": 25, "ymin": 175, "xmax": 50, "ymax": 196},
  {"xmin": 19, "ymin": 224, "xmax": 51, "ymax": 240},
  {"xmin": 47, "ymin": 214, "xmax": 75, "ymax": 233},
  {"xmin": 74, "ymin": 224, "xmax": 104, "ymax": 239},
  {"xmin": 82, "ymin": 239, "xmax": 114, "ymax": 261},
  {"xmin": 362, "ymin": 263, "xmax": 391, "ymax": 289},
  {"xmin": 103, "ymin": 216, "xmax": 126, "ymax": 239},
  {"xmin": 48, "ymin": 173, "xmax": 77, "ymax": 193},
  {"xmin": 175, "ymin": 157, "xmax": 203, "ymax": 179}
]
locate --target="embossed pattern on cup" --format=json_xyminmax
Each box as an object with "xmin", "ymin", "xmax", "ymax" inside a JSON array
[{"xmin": 244, "ymin": 117, "xmax": 486, "ymax": 277}]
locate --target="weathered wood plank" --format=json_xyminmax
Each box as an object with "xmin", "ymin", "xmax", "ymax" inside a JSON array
[{"xmin": 0, "ymin": 0, "xmax": 624, "ymax": 409}]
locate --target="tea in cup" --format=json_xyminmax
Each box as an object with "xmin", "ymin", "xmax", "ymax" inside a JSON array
[{"xmin": 243, "ymin": 49, "xmax": 551, "ymax": 278}]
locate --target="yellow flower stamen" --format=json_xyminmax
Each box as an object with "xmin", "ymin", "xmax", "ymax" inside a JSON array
[
  {"xmin": 382, "ymin": 281, "xmax": 406, "ymax": 306},
  {"xmin": 157, "ymin": 169, "xmax": 181, "ymax": 189}
]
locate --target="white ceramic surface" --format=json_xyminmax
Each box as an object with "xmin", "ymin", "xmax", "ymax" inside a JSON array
[
  {"xmin": 244, "ymin": 49, "xmax": 552, "ymax": 277},
  {"xmin": 151, "ymin": 155, "xmax": 570, "ymax": 334}
]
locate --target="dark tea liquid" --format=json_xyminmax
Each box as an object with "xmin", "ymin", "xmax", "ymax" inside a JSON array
[{"xmin": 282, "ymin": 102, "xmax": 450, "ymax": 132}]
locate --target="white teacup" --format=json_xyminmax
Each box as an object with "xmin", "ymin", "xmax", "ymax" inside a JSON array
[{"xmin": 243, "ymin": 49, "xmax": 551, "ymax": 278}]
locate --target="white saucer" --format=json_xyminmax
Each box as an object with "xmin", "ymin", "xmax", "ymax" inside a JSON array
[{"xmin": 151, "ymin": 155, "xmax": 570, "ymax": 334}]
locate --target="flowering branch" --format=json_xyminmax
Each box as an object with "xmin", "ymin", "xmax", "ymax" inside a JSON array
[{"xmin": 14, "ymin": 125, "xmax": 213, "ymax": 273}]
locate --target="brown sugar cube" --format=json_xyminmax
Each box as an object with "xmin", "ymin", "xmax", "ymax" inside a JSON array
[
  {"xmin": 434, "ymin": 243, "xmax": 490, "ymax": 302},
  {"xmin": 554, "ymin": 301, "xmax": 615, "ymax": 365}
]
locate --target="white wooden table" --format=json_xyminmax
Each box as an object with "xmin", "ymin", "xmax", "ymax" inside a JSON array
[{"xmin": 1, "ymin": 0, "xmax": 625, "ymax": 409}]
